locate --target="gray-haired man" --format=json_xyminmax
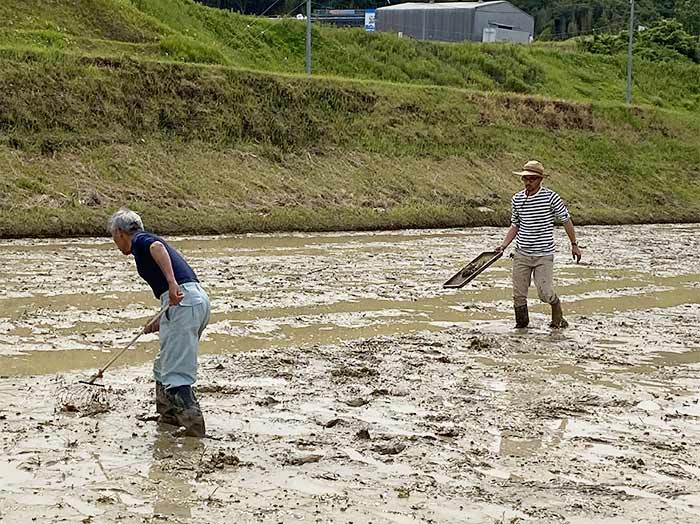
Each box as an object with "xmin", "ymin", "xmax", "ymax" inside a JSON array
[
  {"xmin": 108, "ymin": 208, "xmax": 210, "ymax": 437},
  {"xmin": 496, "ymin": 160, "xmax": 582, "ymax": 329}
]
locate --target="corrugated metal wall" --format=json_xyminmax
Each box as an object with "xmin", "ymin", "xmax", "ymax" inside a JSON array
[
  {"xmin": 473, "ymin": 2, "xmax": 534, "ymax": 41},
  {"xmin": 376, "ymin": 2, "xmax": 533, "ymax": 43},
  {"xmin": 376, "ymin": 7, "xmax": 473, "ymax": 41}
]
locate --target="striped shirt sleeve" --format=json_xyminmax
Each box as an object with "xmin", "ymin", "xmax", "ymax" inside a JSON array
[
  {"xmin": 511, "ymin": 196, "xmax": 520, "ymax": 227},
  {"xmin": 551, "ymin": 192, "xmax": 571, "ymax": 223}
]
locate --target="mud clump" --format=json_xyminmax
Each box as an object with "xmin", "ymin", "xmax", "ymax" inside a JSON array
[
  {"xmin": 331, "ymin": 365, "xmax": 379, "ymax": 381},
  {"xmin": 436, "ymin": 426, "xmax": 461, "ymax": 438},
  {"xmin": 344, "ymin": 397, "xmax": 370, "ymax": 407},
  {"xmin": 197, "ymin": 384, "xmax": 241, "ymax": 395},
  {"xmin": 356, "ymin": 429, "xmax": 370, "ymax": 440},
  {"xmin": 198, "ymin": 450, "xmax": 241, "ymax": 476},
  {"xmin": 532, "ymin": 393, "xmax": 600, "ymax": 418},
  {"xmin": 256, "ymin": 395, "xmax": 280, "ymax": 406},
  {"xmin": 469, "ymin": 337, "xmax": 492, "ymax": 351},
  {"xmin": 373, "ymin": 442, "xmax": 406, "ymax": 455},
  {"xmin": 60, "ymin": 403, "xmax": 79, "ymax": 413},
  {"xmin": 286, "ymin": 454, "xmax": 323, "ymax": 466}
]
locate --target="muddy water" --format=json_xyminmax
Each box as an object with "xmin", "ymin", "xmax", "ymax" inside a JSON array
[
  {"xmin": 1, "ymin": 224, "xmax": 700, "ymax": 523},
  {"xmin": 1, "ymin": 225, "xmax": 698, "ymax": 376}
]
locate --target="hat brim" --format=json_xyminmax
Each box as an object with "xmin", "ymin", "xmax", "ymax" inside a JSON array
[{"xmin": 512, "ymin": 170, "xmax": 546, "ymax": 178}]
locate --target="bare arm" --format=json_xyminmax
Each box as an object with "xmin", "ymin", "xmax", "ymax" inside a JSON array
[
  {"xmin": 150, "ymin": 241, "xmax": 184, "ymax": 305},
  {"xmin": 496, "ymin": 225, "xmax": 518, "ymax": 252},
  {"xmin": 563, "ymin": 220, "xmax": 582, "ymax": 263}
]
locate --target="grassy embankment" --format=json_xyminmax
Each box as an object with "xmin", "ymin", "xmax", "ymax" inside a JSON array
[{"xmin": 0, "ymin": 0, "xmax": 699, "ymax": 236}]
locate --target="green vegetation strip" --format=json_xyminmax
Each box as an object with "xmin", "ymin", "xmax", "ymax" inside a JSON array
[
  {"xmin": 0, "ymin": 0, "xmax": 698, "ymax": 109},
  {"xmin": 0, "ymin": 0, "xmax": 698, "ymax": 236},
  {"xmin": 1, "ymin": 53, "xmax": 698, "ymax": 237}
]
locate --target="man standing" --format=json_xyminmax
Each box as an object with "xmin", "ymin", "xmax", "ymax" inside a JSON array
[
  {"xmin": 108, "ymin": 208, "xmax": 210, "ymax": 437},
  {"xmin": 496, "ymin": 160, "xmax": 582, "ymax": 329}
]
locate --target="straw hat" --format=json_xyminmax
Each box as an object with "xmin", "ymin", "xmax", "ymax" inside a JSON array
[{"xmin": 512, "ymin": 160, "xmax": 547, "ymax": 178}]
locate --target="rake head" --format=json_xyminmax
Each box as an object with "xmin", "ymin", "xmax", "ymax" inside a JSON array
[
  {"xmin": 78, "ymin": 380, "xmax": 105, "ymax": 387},
  {"xmin": 57, "ymin": 379, "xmax": 111, "ymax": 416}
]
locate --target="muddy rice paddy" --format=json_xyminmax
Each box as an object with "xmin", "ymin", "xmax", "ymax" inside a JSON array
[{"xmin": 1, "ymin": 224, "xmax": 699, "ymax": 523}]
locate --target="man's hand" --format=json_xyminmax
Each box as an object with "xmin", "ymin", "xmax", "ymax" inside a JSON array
[
  {"xmin": 168, "ymin": 284, "xmax": 184, "ymax": 306},
  {"xmin": 572, "ymin": 244, "xmax": 582, "ymax": 263},
  {"xmin": 150, "ymin": 242, "xmax": 184, "ymax": 306},
  {"xmin": 495, "ymin": 245, "xmax": 505, "ymax": 253},
  {"xmin": 144, "ymin": 316, "xmax": 160, "ymax": 334}
]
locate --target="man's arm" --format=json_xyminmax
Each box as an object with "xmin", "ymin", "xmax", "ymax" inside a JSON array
[
  {"xmin": 150, "ymin": 241, "xmax": 184, "ymax": 305},
  {"xmin": 497, "ymin": 196, "xmax": 519, "ymax": 253},
  {"xmin": 563, "ymin": 220, "xmax": 582, "ymax": 263},
  {"xmin": 551, "ymin": 193, "xmax": 581, "ymax": 263},
  {"xmin": 496, "ymin": 225, "xmax": 518, "ymax": 253}
]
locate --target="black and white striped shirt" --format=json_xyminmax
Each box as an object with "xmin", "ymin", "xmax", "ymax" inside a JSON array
[{"xmin": 511, "ymin": 187, "xmax": 570, "ymax": 256}]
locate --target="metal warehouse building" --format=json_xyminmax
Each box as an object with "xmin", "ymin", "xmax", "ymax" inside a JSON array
[{"xmin": 376, "ymin": 1, "xmax": 534, "ymax": 44}]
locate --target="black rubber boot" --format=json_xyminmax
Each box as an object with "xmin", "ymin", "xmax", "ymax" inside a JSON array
[
  {"xmin": 549, "ymin": 299, "xmax": 569, "ymax": 329},
  {"xmin": 165, "ymin": 385, "xmax": 206, "ymax": 438},
  {"xmin": 514, "ymin": 304, "xmax": 529, "ymax": 328},
  {"xmin": 155, "ymin": 381, "xmax": 178, "ymax": 426}
]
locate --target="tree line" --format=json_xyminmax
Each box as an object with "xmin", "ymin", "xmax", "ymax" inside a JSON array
[{"xmin": 512, "ymin": 0, "xmax": 699, "ymax": 39}]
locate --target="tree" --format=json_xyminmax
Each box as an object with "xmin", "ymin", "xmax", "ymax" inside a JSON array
[
  {"xmin": 676, "ymin": 0, "xmax": 700, "ymax": 35},
  {"xmin": 579, "ymin": 18, "xmax": 699, "ymax": 62},
  {"xmin": 637, "ymin": 18, "xmax": 699, "ymax": 60},
  {"xmin": 510, "ymin": 0, "xmax": 695, "ymax": 40}
]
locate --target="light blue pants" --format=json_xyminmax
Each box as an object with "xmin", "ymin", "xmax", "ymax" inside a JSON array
[{"xmin": 154, "ymin": 282, "xmax": 211, "ymax": 388}]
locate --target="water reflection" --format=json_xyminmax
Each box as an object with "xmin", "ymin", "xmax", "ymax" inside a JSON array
[
  {"xmin": 2, "ymin": 225, "xmax": 699, "ymax": 379},
  {"xmin": 149, "ymin": 427, "xmax": 202, "ymax": 521}
]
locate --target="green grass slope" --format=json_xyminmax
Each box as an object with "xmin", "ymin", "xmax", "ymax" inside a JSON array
[
  {"xmin": 0, "ymin": 0, "xmax": 698, "ymax": 237},
  {"xmin": 1, "ymin": 54, "xmax": 699, "ymax": 237},
  {"xmin": 1, "ymin": 0, "xmax": 699, "ymax": 110}
]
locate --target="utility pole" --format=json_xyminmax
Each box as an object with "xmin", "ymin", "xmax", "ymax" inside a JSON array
[
  {"xmin": 305, "ymin": 0, "xmax": 311, "ymax": 74},
  {"xmin": 626, "ymin": 0, "xmax": 634, "ymax": 104}
]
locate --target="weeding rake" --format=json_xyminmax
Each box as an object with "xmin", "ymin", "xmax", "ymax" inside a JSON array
[{"xmin": 79, "ymin": 304, "xmax": 169, "ymax": 387}]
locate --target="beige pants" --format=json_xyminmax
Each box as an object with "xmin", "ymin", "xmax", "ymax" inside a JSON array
[{"xmin": 512, "ymin": 253, "xmax": 558, "ymax": 307}]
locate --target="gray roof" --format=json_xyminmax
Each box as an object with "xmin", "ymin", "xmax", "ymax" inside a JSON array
[{"xmin": 377, "ymin": 1, "xmax": 507, "ymax": 11}]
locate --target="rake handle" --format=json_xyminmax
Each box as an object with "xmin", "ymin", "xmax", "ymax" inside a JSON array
[
  {"xmin": 95, "ymin": 329, "xmax": 147, "ymax": 377},
  {"xmin": 83, "ymin": 305, "xmax": 169, "ymax": 384}
]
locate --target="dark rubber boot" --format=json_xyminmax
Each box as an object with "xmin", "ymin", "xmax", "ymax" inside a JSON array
[
  {"xmin": 166, "ymin": 385, "xmax": 206, "ymax": 438},
  {"xmin": 155, "ymin": 381, "xmax": 178, "ymax": 426},
  {"xmin": 549, "ymin": 299, "xmax": 569, "ymax": 329},
  {"xmin": 514, "ymin": 304, "xmax": 529, "ymax": 328}
]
